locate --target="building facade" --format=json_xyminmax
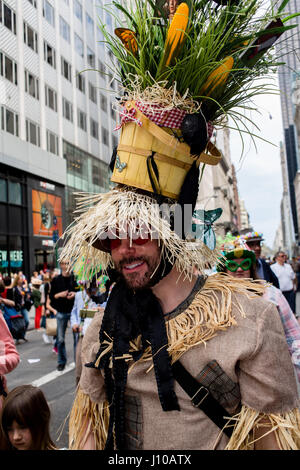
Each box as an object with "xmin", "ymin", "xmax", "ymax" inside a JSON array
[
  {"xmin": 0, "ymin": 0, "xmax": 117, "ymax": 278},
  {"xmin": 277, "ymin": 0, "xmax": 300, "ymax": 244},
  {"xmin": 196, "ymin": 127, "xmax": 240, "ymax": 238}
]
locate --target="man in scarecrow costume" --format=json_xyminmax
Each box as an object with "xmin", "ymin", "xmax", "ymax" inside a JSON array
[{"xmin": 61, "ymin": 1, "xmax": 300, "ymax": 450}]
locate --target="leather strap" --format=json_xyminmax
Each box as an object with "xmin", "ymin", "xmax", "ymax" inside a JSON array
[
  {"xmin": 117, "ymin": 143, "xmax": 222, "ymax": 167},
  {"xmin": 172, "ymin": 361, "xmax": 233, "ymax": 438}
]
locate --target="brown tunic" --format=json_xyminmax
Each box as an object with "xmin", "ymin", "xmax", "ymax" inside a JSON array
[{"xmin": 79, "ymin": 287, "xmax": 299, "ymax": 450}]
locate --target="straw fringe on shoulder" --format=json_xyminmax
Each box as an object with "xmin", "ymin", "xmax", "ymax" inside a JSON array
[
  {"xmin": 68, "ymin": 387, "xmax": 110, "ymax": 450},
  {"xmin": 224, "ymin": 405, "xmax": 300, "ymax": 450},
  {"xmin": 59, "ymin": 187, "xmax": 221, "ymax": 280},
  {"xmin": 166, "ymin": 272, "xmax": 267, "ymax": 364}
]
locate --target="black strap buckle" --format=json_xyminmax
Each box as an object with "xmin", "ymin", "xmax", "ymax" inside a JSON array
[{"xmin": 191, "ymin": 385, "xmax": 209, "ymax": 407}]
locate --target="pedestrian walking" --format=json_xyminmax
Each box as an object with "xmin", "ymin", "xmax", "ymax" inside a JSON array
[
  {"xmin": 44, "ymin": 274, "xmax": 58, "ymax": 353},
  {"xmin": 70, "ymin": 280, "xmax": 102, "ymax": 385},
  {"xmin": 49, "ymin": 261, "xmax": 77, "ymax": 371},
  {"xmin": 270, "ymin": 251, "xmax": 297, "ymax": 314},
  {"xmin": 11, "ymin": 275, "xmax": 30, "ymax": 334},
  {"xmin": 30, "ymin": 278, "xmax": 43, "ymax": 329},
  {"xmin": 0, "ymin": 385, "xmax": 57, "ymax": 450}
]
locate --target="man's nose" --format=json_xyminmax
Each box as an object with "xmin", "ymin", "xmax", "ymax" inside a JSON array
[{"xmin": 118, "ymin": 239, "xmax": 136, "ymax": 254}]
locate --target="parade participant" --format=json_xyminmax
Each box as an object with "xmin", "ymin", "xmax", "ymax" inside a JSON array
[
  {"xmin": 271, "ymin": 250, "xmax": 297, "ymax": 314},
  {"xmin": 241, "ymin": 231, "xmax": 279, "ymax": 288},
  {"xmin": 30, "ymin": 277, "xmax": 43, "ymax": 329},
  {"xmin": 49, "ymin": 261, "xmax": 78, "ymax": 371},
  {"xmin": 60, "ymin": 0, "xmax": 300, "ymax": 450},
  {"xmin": 0, "ymin": 385, "xmax": 57, "ymax": 450},
  {"xmin": 216, "ymin": 234, "xmax": 300, "ymax": 388},
  {"xmin": 70, "ymin": 279, "xmax": 103, "ymax": 385}
]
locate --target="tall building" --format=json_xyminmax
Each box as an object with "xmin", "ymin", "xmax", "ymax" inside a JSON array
[
  {"xmin": 196, "ymin": 127, "xmax": 239, "ymax": 238},
  {"xmin": 0, "ymin": 0, "xmax": 117, "ymax": 278},
  {"xmin": 277, "ymin": 0, "xmax": 300, "ymax": 243},
  {"xmin": 239, "ymin": 199, "xmax": 250, "ymax": 231}
]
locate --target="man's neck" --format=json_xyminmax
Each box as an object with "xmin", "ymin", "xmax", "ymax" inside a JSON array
[{"xmin": 151, "ymin": 266, "xmax": 199, "ymax": 315}]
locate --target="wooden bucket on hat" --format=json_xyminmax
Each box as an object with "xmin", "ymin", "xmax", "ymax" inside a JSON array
[{"xmin": 111, "ymin": 101, "xmax": 222, "ymax": 200}]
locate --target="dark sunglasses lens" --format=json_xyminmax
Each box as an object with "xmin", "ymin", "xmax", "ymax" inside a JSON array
[
  {"xmin": 109, "ymin": 238, "xmax": 122, "ymax": 251},
  {"xmin": 133, "ymin": 237, "xmax": 149, "ymax": 246}
]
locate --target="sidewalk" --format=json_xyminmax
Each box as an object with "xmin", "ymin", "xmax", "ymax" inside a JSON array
[{"xmin": 27, "ymin": 305, "xmax": 36, "ymax": 331}]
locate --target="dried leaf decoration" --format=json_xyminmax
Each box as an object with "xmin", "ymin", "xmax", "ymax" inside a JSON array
[
  {"xmin": 200, "ymin": 56, "xmax": 234, "ymax": 97},
  {"xmin": 158, "ymin": 2, "xmax": 189, "ymax": 75},
  {"xmin": 115, "ymin": 28, "xmax": 138, "ymax": 55}
]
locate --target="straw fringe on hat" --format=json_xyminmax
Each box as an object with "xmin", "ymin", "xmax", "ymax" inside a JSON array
[{"xmin": 60, "ymin": 187, "xmax": 220, "ymax": 280}]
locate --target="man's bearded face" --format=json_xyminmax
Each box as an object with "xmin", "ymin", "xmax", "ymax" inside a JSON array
[{"xmin": 111, "ymin": 238, "xmax": 161, "ymax": 290}]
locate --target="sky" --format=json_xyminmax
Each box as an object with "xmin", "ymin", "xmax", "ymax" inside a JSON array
[{"xmin": 229, "ymin": 75, "xmax": 285, "ymax": 249}]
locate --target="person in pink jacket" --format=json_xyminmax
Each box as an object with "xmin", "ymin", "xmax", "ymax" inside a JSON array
[{"xmin": 0, "ymin": 310, "xmax": 20, "ymax": 409}]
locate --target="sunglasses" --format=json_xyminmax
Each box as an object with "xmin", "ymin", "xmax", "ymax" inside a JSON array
[
  {"xmin": 225, "ymin": 258, "xmax": 252, "ymax": 272},
  {"xmin": 109, "ymin": 236, "xmax": 150, "ymax": 251}
]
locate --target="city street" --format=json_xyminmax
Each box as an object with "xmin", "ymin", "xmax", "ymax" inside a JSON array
[{"xmin": 6, "ymin": 310, "xmax": 77, "ymax": 450}]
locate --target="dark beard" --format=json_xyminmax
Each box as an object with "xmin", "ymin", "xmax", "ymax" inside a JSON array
[{"xmin": 114, "ymin": 255, "xmax": 160, "ymax": 290}]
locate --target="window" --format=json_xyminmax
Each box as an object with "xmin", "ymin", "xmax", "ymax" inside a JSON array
[
  {"xmin": 108, "ymin": 72, "xmax": 115, "ymax": 89},
  {"xmin": 44, "ymin": 41, "xmax": 56, "ymax": 68},
  {"xmin": 76, "ymin": 71, "xmax": 85, "ymax": 93},
  {"xmin": 1, "ymin": 106, "xmax": 18, "ymax": 136},
  {"xmin": 102, "ymin": 126, "xmax": 108, "ymax": 146},
  {"xmin": 77, "ymin": 109, "xmax": 87, "ymax": 131},
  {"xmin": 112, "ymin": 135, "xmax": 118, "ymax": 149},
  {"xmin": 74, "ymin": 33, "xmax": 84, "ymax": 57},
  {"xmin": 62, "ymin": 0, "xmax": 69, "ymax": 4},
  {"xmin": 86, "ymin": 12, "xmax": 94, "ymax": 37},
  {"xmin": 97, "ymin": 28, "xmax": 104, "ymax": 48},
  {"xmin": 26, "ymin": 119, "xmax": 40, "ymax": 147},
  {"xmin": 0, "ymin": 178, "xmax": 7, "ymax": 203},
  {"xmin": 43, "ymin": 0, "xmax": 55, "ymax": 27},
  {"xmin": 28, "ymin": 0, "xmax": 37, "ymax": 7},
  {"xmin": 24, "ymin": 22, "xmax": 38, "ymax": 53},
  {"xmin": 0, "ymin": 2, "xmax": 16, "ymax": 34},
  {"xmin": 62, "ymin": 98, "xmax": 73, "ymax": 122},
  {"xmin": 89, "ymin": 82, "xmax": 97, "ymax": 104},
  {"xmin": 0, "ymin": 52, "xmax": 17, "ymax": 85},
  {"xmin": 90, "ymin": 119, "xmax": 98, "ymax": 139},
  {"xmin": 87, "ymin": 47, "xmax": 95, "ymax": 67},
  {"xmin": 106, "ymin": 13, "xmax": 112, "ymax": 29},
  {"xmin": 100, "ymin": 94, "xmax": 107, "ymax": 112},
  {"xmin": 46, "ymin": 130, "xmax": 59, "ymax": 155},
  {"xmin": 111, "ymin": 106, "xmax": 116, "ymax": 120},
  {"xmin": 45, "ymin": 84, "xmax": 57, "ymax": 111},
  {"xmin": 59, "ymin": 16, "xmax": 70, "ymax": 43},
  {"xmin": 25, "ymin": 70, "xmax": 39, "ymax": 100},
  {"xmin": 8, "ymin": 181, "xmax": 21, "ymax": 205},
  {"xmin": 98, "ymin": 60, "xmax": 106, "ymax": 78},
  {"xmin": 74, "ymin": 0, "xmax": 82, "ymax": 22},
  {"xmin": 61, "ymin": 57, "xmax": 72, "ymax": 82}
]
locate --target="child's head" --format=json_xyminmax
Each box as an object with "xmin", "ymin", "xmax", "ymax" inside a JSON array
[{"xmin": 0, "ymin": 385, "xmax": 56, "ymax": 450}]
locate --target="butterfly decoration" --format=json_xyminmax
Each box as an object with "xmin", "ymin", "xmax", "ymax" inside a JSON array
[
  {"xmin": 115, "ymin": 28, "xmax": 138, "ymax": 55},
  {"xmin": 190, "ymin": 208, "xmax": 223, "ymax": 250},
  {"xmin": 115, "ymin": 155, "xmax": 127, "ymax": 173}
]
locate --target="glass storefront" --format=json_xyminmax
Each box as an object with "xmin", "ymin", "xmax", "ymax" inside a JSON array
[
  {"xmin": 63, "ymin": 140, "xmax": 111, "ymax": 226},
  {"xmin": 0, "ymin": 168, "xmax": 28, "ymax": 276}
]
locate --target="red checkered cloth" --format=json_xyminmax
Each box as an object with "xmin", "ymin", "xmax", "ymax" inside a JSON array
[
  {"xmin": 135, "ymin": 101, "xmax": 185, "ymax": 129},
  {"xmin": 114, "ymin": 101, "xmax": 214, "ymax": 138}
]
